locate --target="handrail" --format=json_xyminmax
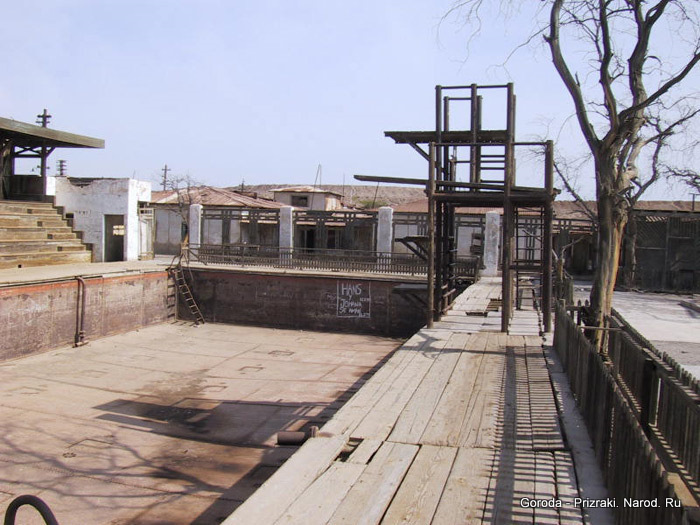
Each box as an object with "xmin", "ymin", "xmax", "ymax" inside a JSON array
[{"xmin": 182, "ymin": 244, "xmax": 480, "ymax": 279}]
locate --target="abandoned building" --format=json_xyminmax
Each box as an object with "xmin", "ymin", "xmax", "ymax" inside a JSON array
[
  {"xmin": 0, "ymin": 83, "xmax": 698, "ymax": 525},
  {"xmin": 271, "ymin": 186, "xmax": 343, "ymax": 211},
  {"xmin": 150, "ymin": 186, "xmax": 284, "ymax": 256}
]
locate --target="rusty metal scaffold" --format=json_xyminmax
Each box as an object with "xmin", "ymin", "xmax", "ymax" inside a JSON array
[{"xmin": 356, "ymin": 83, "xmax": 555, "ymax": 332}]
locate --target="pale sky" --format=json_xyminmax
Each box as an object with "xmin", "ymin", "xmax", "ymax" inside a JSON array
[{"xmin": 1, "ymin": 1, "xmax": 696, "ymax": 199}]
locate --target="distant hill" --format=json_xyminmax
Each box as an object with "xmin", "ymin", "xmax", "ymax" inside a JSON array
[{"xmin": 227, "ymin": 184, "xmax": 426, "ymax": 209}]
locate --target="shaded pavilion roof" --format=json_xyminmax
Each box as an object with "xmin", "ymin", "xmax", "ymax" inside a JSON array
[{"xmin": 0, "ymin": 117, "xmax": 104, "ymax": 149}]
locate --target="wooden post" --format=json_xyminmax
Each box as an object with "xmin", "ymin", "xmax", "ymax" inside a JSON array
[
  {"xmin": 501, "ymin": 84, "xmax": 515, "ymax": 333},
  {"xmin": 542, "ymin": 140, "xmax": 554, "ymax": 332},
  {"xmin": 427, "ymin": 142, "xmax": 436, "ymax": 328},
  {"xmin": 640, "ymin": 357, "xmax": 657, "ymax": 433}
]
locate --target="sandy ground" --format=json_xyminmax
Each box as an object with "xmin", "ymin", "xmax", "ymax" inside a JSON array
[{"xmin": 0, "ymin": 322, "xmax": 400, "ymax": 524}]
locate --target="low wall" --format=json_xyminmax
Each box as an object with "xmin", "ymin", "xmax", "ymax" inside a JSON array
[
  {"xmin": 0, "ymin": 271, "xmax": 173, "ymax": 361},
  {"xmin": 181, "ymin": 268, "xmax": 426, "ymax": 337}
]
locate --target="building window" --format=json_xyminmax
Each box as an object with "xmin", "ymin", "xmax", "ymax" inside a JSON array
[{"xmin": 291, "ymin": 195, "xmax": 309, "ymax": 207}]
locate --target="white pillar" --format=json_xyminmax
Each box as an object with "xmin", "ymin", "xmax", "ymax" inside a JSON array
[
  {"xmin": 279, "ymin": 206, "xmax": 294, "ymax": 250},
  {"xmin": 482, "ymin": 211, "xmax": 501, "ymax": 276},
  {"xmin": 230, "ymin": 217, "xmax": 241, "ymax": 244},
  {"xmin": 188, "ymin": 204, "xmax": 202, "ymax": 246},
  {"xmin": 377, "ymin": 206, "xmax": 394, "ymax": 254},
  {"xmin": 279, "ymin": 206, "xmax": 294, "ymax": 266}
]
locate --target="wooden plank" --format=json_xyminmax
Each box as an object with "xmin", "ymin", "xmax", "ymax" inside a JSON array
[
  {"xmin": 458, "ymin": 333, "xmax": 508, "ymax": 449},
  {"xmin": 418, "ymin": 333, "xmax": 488, "ymax": 446},
  {"xmin": 222, "ymin": 436, "xmax": 347, "ymax": 525},
  {"xmin": 346, "ymin": 438, "xmax": 383, "ymax": 465},
  {"xmin": 554, "ymin": 450, "xmax": 585, "ymax": 524},
  {"xmin": 484, "ymin": 449, "xmax": 536, "ymax": 524},
  {"xmin": 351, "ymin": 338, "xmax": 449, "ymax": 440},
  {"xmin": 328, "ymin": 442, "xmax": 419, "ymax": 525},
  {"xmin": 436, "ymin": 316, "xmax": 490, "ymax": 333},
  {"xmin": 527, "ymin": 344, "xmax": 566, "ymax": 451},
  {"xmin": 514, "ymin": 340, "xmax": 535, "ymax": 450},
  {"xmin": 432, "ymin": 446, "xmax": 494, "ymax": 524},
  {"xmin": 388, "ymin": 334, "xmax": 464, "ymax": 444},
  {"xmin": 322, "ymin": 336, "xmax": 429, "ymax": 436},
  {"xmin": 381, "ymin": 444, "xmax": 457, "ymax": 524},
  {"xmin": 274, "ymin": 462, "xmax": 366, "ymax": 525},
  {"xmin": 533, "ymin": 451, "xmax": 559, "ymax": 525}
]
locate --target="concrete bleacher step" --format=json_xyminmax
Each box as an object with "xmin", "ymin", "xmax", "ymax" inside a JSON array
[
  {"xmin": 0, "ymin": 217, "xmax": 69, "ymax": 228},
  {"xmin": 0, "ymin": 240, "xmax": 87, "ymax": 254},
  {"xmin": 0, "ymin": 202, "xmax": 56, "ymax": 215},
  {"xmin": 0, "ymin": 227, "xmax": 77, "ymax": 242},
  {"xmin": 47, "ymin": 231, "xmax": 79, "ymax": 240},
  {"xmin": 0, "ymin": 200, "xmax": 91, "ymax": 269},
  {"xmin": 0, "ymin": 250, "xmax": 92, "ymax": 269}
]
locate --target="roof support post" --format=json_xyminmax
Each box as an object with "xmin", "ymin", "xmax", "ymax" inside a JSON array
[{"xmin": 427, "ymin": 142, "xmax": 436, "ymax": 328}]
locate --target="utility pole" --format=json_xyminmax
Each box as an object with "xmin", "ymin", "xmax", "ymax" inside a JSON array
[
  {"xmin": 57, "ymin": 159, "xmax": 67, "ymax": 176},
  {"xmin": 161, "ymin": 164, "xmax": 171, "ymax": 191},
  {"xmin": 36, "ymin": 109, "xmax": 52, "ymax": 195},
  {"xmin": 36, "ymin": 109, "xmax": 51, "ymax": 128}
]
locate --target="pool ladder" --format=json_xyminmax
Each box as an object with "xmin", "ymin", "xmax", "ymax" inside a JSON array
[{"xmin": 170, "ymin": 263, "xmax": 205, "ymax": 325}]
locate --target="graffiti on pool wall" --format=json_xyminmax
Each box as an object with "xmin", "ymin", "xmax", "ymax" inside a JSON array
[{"xmin": 337, "ymin": 281, "xmax": 371, "ymax": 318}]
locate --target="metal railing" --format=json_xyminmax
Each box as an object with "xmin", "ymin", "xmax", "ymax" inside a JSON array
[{"xmin": 185, "ymin": 243, "xmax": 480, "ymax": 279}]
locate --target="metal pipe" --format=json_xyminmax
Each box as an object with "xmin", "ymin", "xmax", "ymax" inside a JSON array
[
  {"xmin": 74, "ymin": 277, "xmax": 87, "ymax": 347},
  {"xmin": 277, "ymin": 426, "xmax": 318, "ymax": 446},
  {"xmin": 3, "ymin": 495, "xmax": 59, "ymax": 525}
]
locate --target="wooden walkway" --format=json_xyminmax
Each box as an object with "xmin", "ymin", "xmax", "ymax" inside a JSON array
[{"xmin": 223, "ymin": 277, "xmax": 585, "ymax": 524}]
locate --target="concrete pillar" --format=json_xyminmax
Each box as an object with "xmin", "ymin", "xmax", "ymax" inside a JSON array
[
  {"xmin": 188, "ymin": 204, "xmax": 202, "ymax": 246},
  {"xmin": 230, "ymin": 217, "xmax": 241, "ymax": 244},
  {"xmin": 279, "ymin": 206, "xmax": 294, "ymax": 250},
  {"xmin": 482, "ymin": 211, "xmax": 501, "ymax": 276},
  {"xmin": 279, "ymin": 206, "xmax": 294, "ymax": 266},
  {"xmin": 376, "ymin": 206, "xmax": 394, "ymax": 254}
]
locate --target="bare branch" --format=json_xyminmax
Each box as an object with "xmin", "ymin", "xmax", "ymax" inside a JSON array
[
  {"xmin": 599, "ymin": 0, "xmax": 620, "ymax": 129},
  {"xmin": 554, "ymin": 159, "xmax": 598, "ymax": 222},
  {"xmin": 545, "ymin": 0, "xmax": 600, "ymax": 152}
]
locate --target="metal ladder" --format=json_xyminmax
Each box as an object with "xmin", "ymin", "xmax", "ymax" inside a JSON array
[{"xmin": 170, "ymin": 262, "xmax": 205, "ymax": 325}]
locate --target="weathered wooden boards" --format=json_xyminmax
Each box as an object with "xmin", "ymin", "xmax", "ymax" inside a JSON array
[
  {"xmin": 223, "ymin": 279, "xmax": 584, "ymax": 525},
  {"xmin": 449, "ymin": 276, "xmax": 503, "ymax": 319}
]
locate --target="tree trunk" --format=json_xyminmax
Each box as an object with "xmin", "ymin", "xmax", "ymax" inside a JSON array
[
  {"xmin": 589, "ymin": 190, "xmax": 628, "ymax": 351},
  {"xmin": 621, "ymin": 214, "xmax": 637, "ymax": 290}
]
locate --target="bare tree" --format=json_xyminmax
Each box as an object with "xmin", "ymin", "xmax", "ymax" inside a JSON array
[
  {"xmin": 671, "ymin": 169, "xmax": 700, "ymax": 193},
  {"xmin": 449, "ymin": 0, "xmax": 700, "ymax": 347},
  {"xmin": 160, "ymin": 172, "xmax": 202, "ymax": 256}
]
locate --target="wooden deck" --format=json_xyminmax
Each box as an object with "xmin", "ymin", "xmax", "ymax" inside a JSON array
[{"xmin": 223, "ymin": 277, "xmax": 585, "ymax": 524}]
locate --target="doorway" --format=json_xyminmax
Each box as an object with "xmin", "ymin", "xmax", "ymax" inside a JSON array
[{"xmin": 105, "ymin": 215, "xmax": 125, "ymax": 262}]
